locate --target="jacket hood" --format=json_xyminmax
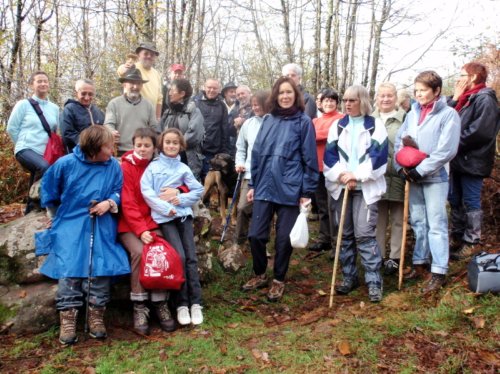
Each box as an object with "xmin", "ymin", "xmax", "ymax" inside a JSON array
[
  {"xmin": 476, "ymin": 87, "xmax": 498, "ymax": 103},
  {"xmin": 121, "ymin": 150, "xmax": 151, "ymax": 168},
  {"xmin": 73, "ymin": 145, "xmax": 114, "ymax": 165},
  {"xmin": 64, "ymin": 98, "xmax": 90, "ymax": 108}
]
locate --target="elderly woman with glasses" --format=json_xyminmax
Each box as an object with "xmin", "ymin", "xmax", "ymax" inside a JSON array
[
  {"xmin": 60, "ymin": 79, "xmax": 105, "ymax": 153},
  {"xmin": 323, "ymin": 85, "xmax": 388, "ymax": 303}
]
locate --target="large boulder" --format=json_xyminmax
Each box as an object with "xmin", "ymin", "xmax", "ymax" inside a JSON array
[
  {"xmin": 0, "ymin": 211, "xmax": 48, "ymax": 285},
  {"xmin": 217, "ymin": 243, "xmax": 247, "ymax": 272},
  {"xmin": 0, "ymin": 282, "xmax": 58, "ymax": 334}
]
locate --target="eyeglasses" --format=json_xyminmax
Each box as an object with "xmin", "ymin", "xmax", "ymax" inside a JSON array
[
  {"xmin": 322, "ymin": 98, "xmax": 337, "ymax": 104},
  {"xmin": 79, "ymin": 92, "xmax": 94, "ymax": 97},
  {"xmin": 342, "ymin": 98, "xmax": 358, "ymax": 103}
]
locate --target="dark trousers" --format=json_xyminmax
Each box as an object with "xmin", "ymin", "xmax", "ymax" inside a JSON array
[
  {"xmin": 248, "ymin": 200, "xmax": 299, "ymax": 282},
  {"xmin": 201, "ymin": 152, "xmax": 215, "ymax": 183},
  {"xmin": 315, "ymin": 172, "xmax": 337, "ymax": 244},
  {"xmin": 15, "ymin": 149, "xmax": 50, "ymax": 179},
  {"xmin": 160, "ymin": 217, "xmax": 202, "ymax": 307}
]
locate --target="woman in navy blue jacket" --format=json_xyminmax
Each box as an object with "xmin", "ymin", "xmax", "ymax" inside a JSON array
[{"xmin": 242, "ymin": 76, "xmax": 319, "ymax": 302}]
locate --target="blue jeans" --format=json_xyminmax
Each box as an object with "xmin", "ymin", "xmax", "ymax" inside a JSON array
[
  {"xmin": 56, "ymin": 277, "xmax": 110, "ymax": 310},
  {"xmin": 334, "ymin": 190, "xmax": 383, "ymax": 286},
  {"xmin": 448, "ymin": 172, "xmax": 483, "ymax": 211},
  {"xmin": 160, "ymin": 217, "xmax": 202, "ymax": 307},
  {"xmin": 409, "ymin": 182, "xmax": 449, "ymax": 275},
  {"xmin": 15, "ymin": 148, "xmax": 49, "ymax": 180},
  {"xmin": 448, "ymin": 172, "xmax": 483, "ymax": 243}
]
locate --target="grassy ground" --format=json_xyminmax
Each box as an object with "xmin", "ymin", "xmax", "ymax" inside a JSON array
[{"xmin": 1, "ymin": 231, "xmax": 499, "ymax": 373}]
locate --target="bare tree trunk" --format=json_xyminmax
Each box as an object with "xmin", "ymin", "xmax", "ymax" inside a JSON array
[
  {"xmin": 194, "ymin": 0, "xmax": 206, "ymax": 90},
  {"xmin": 369, "ymin": 0, "xmax": 391, "ymax": 98},
  {"xmin": 324, "ymin": 0, "xmax": 334, "ymax": 85},
  {"xmin": 330, "ymin": 0, "xmax": 340, "ymax": 89},
  {"xmin": 183, "ymin": 0, "xmax": 197, "ymax": 66},
  {"xmin": 348, "ymin": 0, "xmax": 359, "ymax": 87},
  {"xmin": 170, "ymin": 0, "xmax": 177, "ymax": 61},
  {"xmin": 280, "ymin": 0, "xmax": 293, "ymax": 62},
  {"xmin": 312, "ymin": 0, "xmax": 321, "ymax": 92},
  {"xmin": 362, "ymin": 0, "xmax": 375, "ymax": 87},
  {"xmin": 176, "ymin": 0, "xmax": 187, "ymax": 62},
  {"xmin": 339, "ymin": 0, "xmax": 353, "ymax": 93}
]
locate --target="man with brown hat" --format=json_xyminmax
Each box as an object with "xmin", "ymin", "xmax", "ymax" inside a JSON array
[
  {"xmin": 117, "ymin": 42, "xmax": 163, "ymax": 121},
  {"xmin": 105, "ymin": 67, "xmax": 157, "ymax": 155}
]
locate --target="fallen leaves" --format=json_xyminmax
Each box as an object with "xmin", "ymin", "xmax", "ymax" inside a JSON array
[
  {"xmin": 297, "ymin": 307, "xmax": 328, "ymax": 326},
  {"xmin": 251, "ymin": 348, "xmax": 270, "ymax": 364},
  {"xmin": 337, "ymin": 340, "xmax": 352, "ymax": 356},
  {"xmin": 463, "ymin": 307, "xmax": 476, "ymax": 315}
]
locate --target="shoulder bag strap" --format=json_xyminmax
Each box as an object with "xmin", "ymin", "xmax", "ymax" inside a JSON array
[{"xmin": 27, "ymin": 98, "xmax": 52, "ymax": 136}]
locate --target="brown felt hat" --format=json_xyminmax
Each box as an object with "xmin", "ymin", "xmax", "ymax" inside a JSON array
[
  {"xmin": 135, "ymin": 42, "xmax": 160, "ymax": 56},
  {"xmin": 118, "ymin": 66, "xmax": 148, "ymax": 83}
]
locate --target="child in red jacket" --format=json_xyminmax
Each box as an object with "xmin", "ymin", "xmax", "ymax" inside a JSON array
[{"xmin": 118, "ymin": 128, "xmax": 181, "ymax": 335}]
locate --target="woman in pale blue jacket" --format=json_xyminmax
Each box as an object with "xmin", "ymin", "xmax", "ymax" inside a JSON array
[
  {"xmin": 7, "ymin": 71, "xmax": 60, "ymax": 212},
  {"xmin": 233, "ymin": 90, "xmax": 270, "ymax": 248},
  {"xmin": 394, "ymin": 71, "xmax": 460, "ymax": 294}
]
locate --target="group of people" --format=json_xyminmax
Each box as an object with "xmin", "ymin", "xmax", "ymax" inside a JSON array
[{"xmin": 5, "ymin": 40, "xmax": 499, "ymax": 346}]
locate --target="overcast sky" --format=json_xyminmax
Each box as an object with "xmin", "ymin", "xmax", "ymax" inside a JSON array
[{"xmin": 380, "ymin": 0, "xmax": 499, "ymax": 86}]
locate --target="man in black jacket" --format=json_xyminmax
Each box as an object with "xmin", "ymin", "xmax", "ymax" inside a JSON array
[{"xmin": 194, "ymin": 78, "xmax": 229, "ymax": 181}]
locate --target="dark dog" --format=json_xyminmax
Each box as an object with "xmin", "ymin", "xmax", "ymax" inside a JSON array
[{"xmin": 202, "ymin": 153, "xmax": 238, "ymax": 219}]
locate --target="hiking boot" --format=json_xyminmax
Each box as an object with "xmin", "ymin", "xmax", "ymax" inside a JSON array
[
  {"xmin": 267, "ymin": 279, "xmax": 285, "ymax": 302},
  {"xmin": 133, "ymin": 303, "xmax": 150, "ymax": 335},
  {"xmin": 154, "ymin": 301, "xmax": 176, "ymax": 332},
  {"xmin": 308, "ymin": 241, "xmax": 330, "ymax": 252},
  {"xmin": 422, "ymin": 273, "xmax": 446, "ymax": 294},
  {"xmin": 335, "ymin": 277, "xmax": 360, "ymax": 295},
  {"xmin": 404, "ymin": 264, "xmax": 429, "ymax": 280},
  {"xmin": 177, "ymin": 306, "xmax": 191, "ymax": 326},
  {"xmin": 59, "ymin": 308, "xmax": 78, "ymax": 345},
  {"xmin": 242, "ymin": 274, "xmax": 268, "ymax": 291},
  {"xmin": 450, "ymin": 242, "xmax": 480, "ymax": 261},
  {"xmin": 88, "ymin": 305, "xmax": 107, "ymax": 339},
  {"xmin": 190, "ymin": 304, "xmax": 204, "ymax": 325},
  {"xmin": 383, "ymin": 259, "xmax": 400, "ymax": 276},
  {"xmin": 368, "ymin": 285, "xmax": 383, "ymax": 303}
]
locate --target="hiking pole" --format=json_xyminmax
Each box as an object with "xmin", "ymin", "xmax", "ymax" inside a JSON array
[
  {"xmin": 398, "ymin": 181, "xmax": 410, "ymax": 290},
  {"xmin": 84, "ymin": 200, "xmax": 98, "ymax": 334},
  {"xmin": 329, "ymin": 187, "xmax": 350, "ymax": 308},
  {"xmin": 220, "ymin": 172, "xmax": 244, "ymax": 247}
]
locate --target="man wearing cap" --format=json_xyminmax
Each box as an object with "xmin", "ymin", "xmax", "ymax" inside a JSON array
[
  {"xmin": 221, "ymin": 82, "xmax": 237, "ymax": 113},
  {"xmin": 117, "ymin": 42, "xmax": 163, "ymax": 121},
  {"xmin": 104, "ymin": 68, "xmax": 157, "ymax": 155},
  {"xmin": 161, "ymin": 63, "xmax": 186, "ymax": 114}
]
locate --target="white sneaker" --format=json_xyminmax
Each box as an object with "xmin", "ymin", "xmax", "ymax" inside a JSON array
[
  {"xmin": 190, "ymin": 304, "xmax": 203, "ymax": 325},
  {"xmin": 176, "ymin": 306, "xmax": 191, "ymax": 325}
]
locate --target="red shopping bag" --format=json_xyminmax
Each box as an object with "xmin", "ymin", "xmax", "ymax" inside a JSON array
[{"xmin": 139, "ymin": 233, "xmax": 185, "ymax": 290}]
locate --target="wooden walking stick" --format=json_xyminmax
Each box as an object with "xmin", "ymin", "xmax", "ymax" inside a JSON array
[
  {"xmin": 329, "ymin": 187, "xmax": 350, "ymax": 308},
  {"xmin": 398, "ymin": 180, "xmax": 410, "ymax": 290}
]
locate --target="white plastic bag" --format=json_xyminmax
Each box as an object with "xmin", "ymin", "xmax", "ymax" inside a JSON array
[{"xmin": 289, "ymin": 202, "xmax": 311, "ymax": 248}]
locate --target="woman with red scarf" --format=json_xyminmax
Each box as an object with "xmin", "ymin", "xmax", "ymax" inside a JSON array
[{"xmin": 447, "ymin": 62, "xmax": 500, "ymax": 260}]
